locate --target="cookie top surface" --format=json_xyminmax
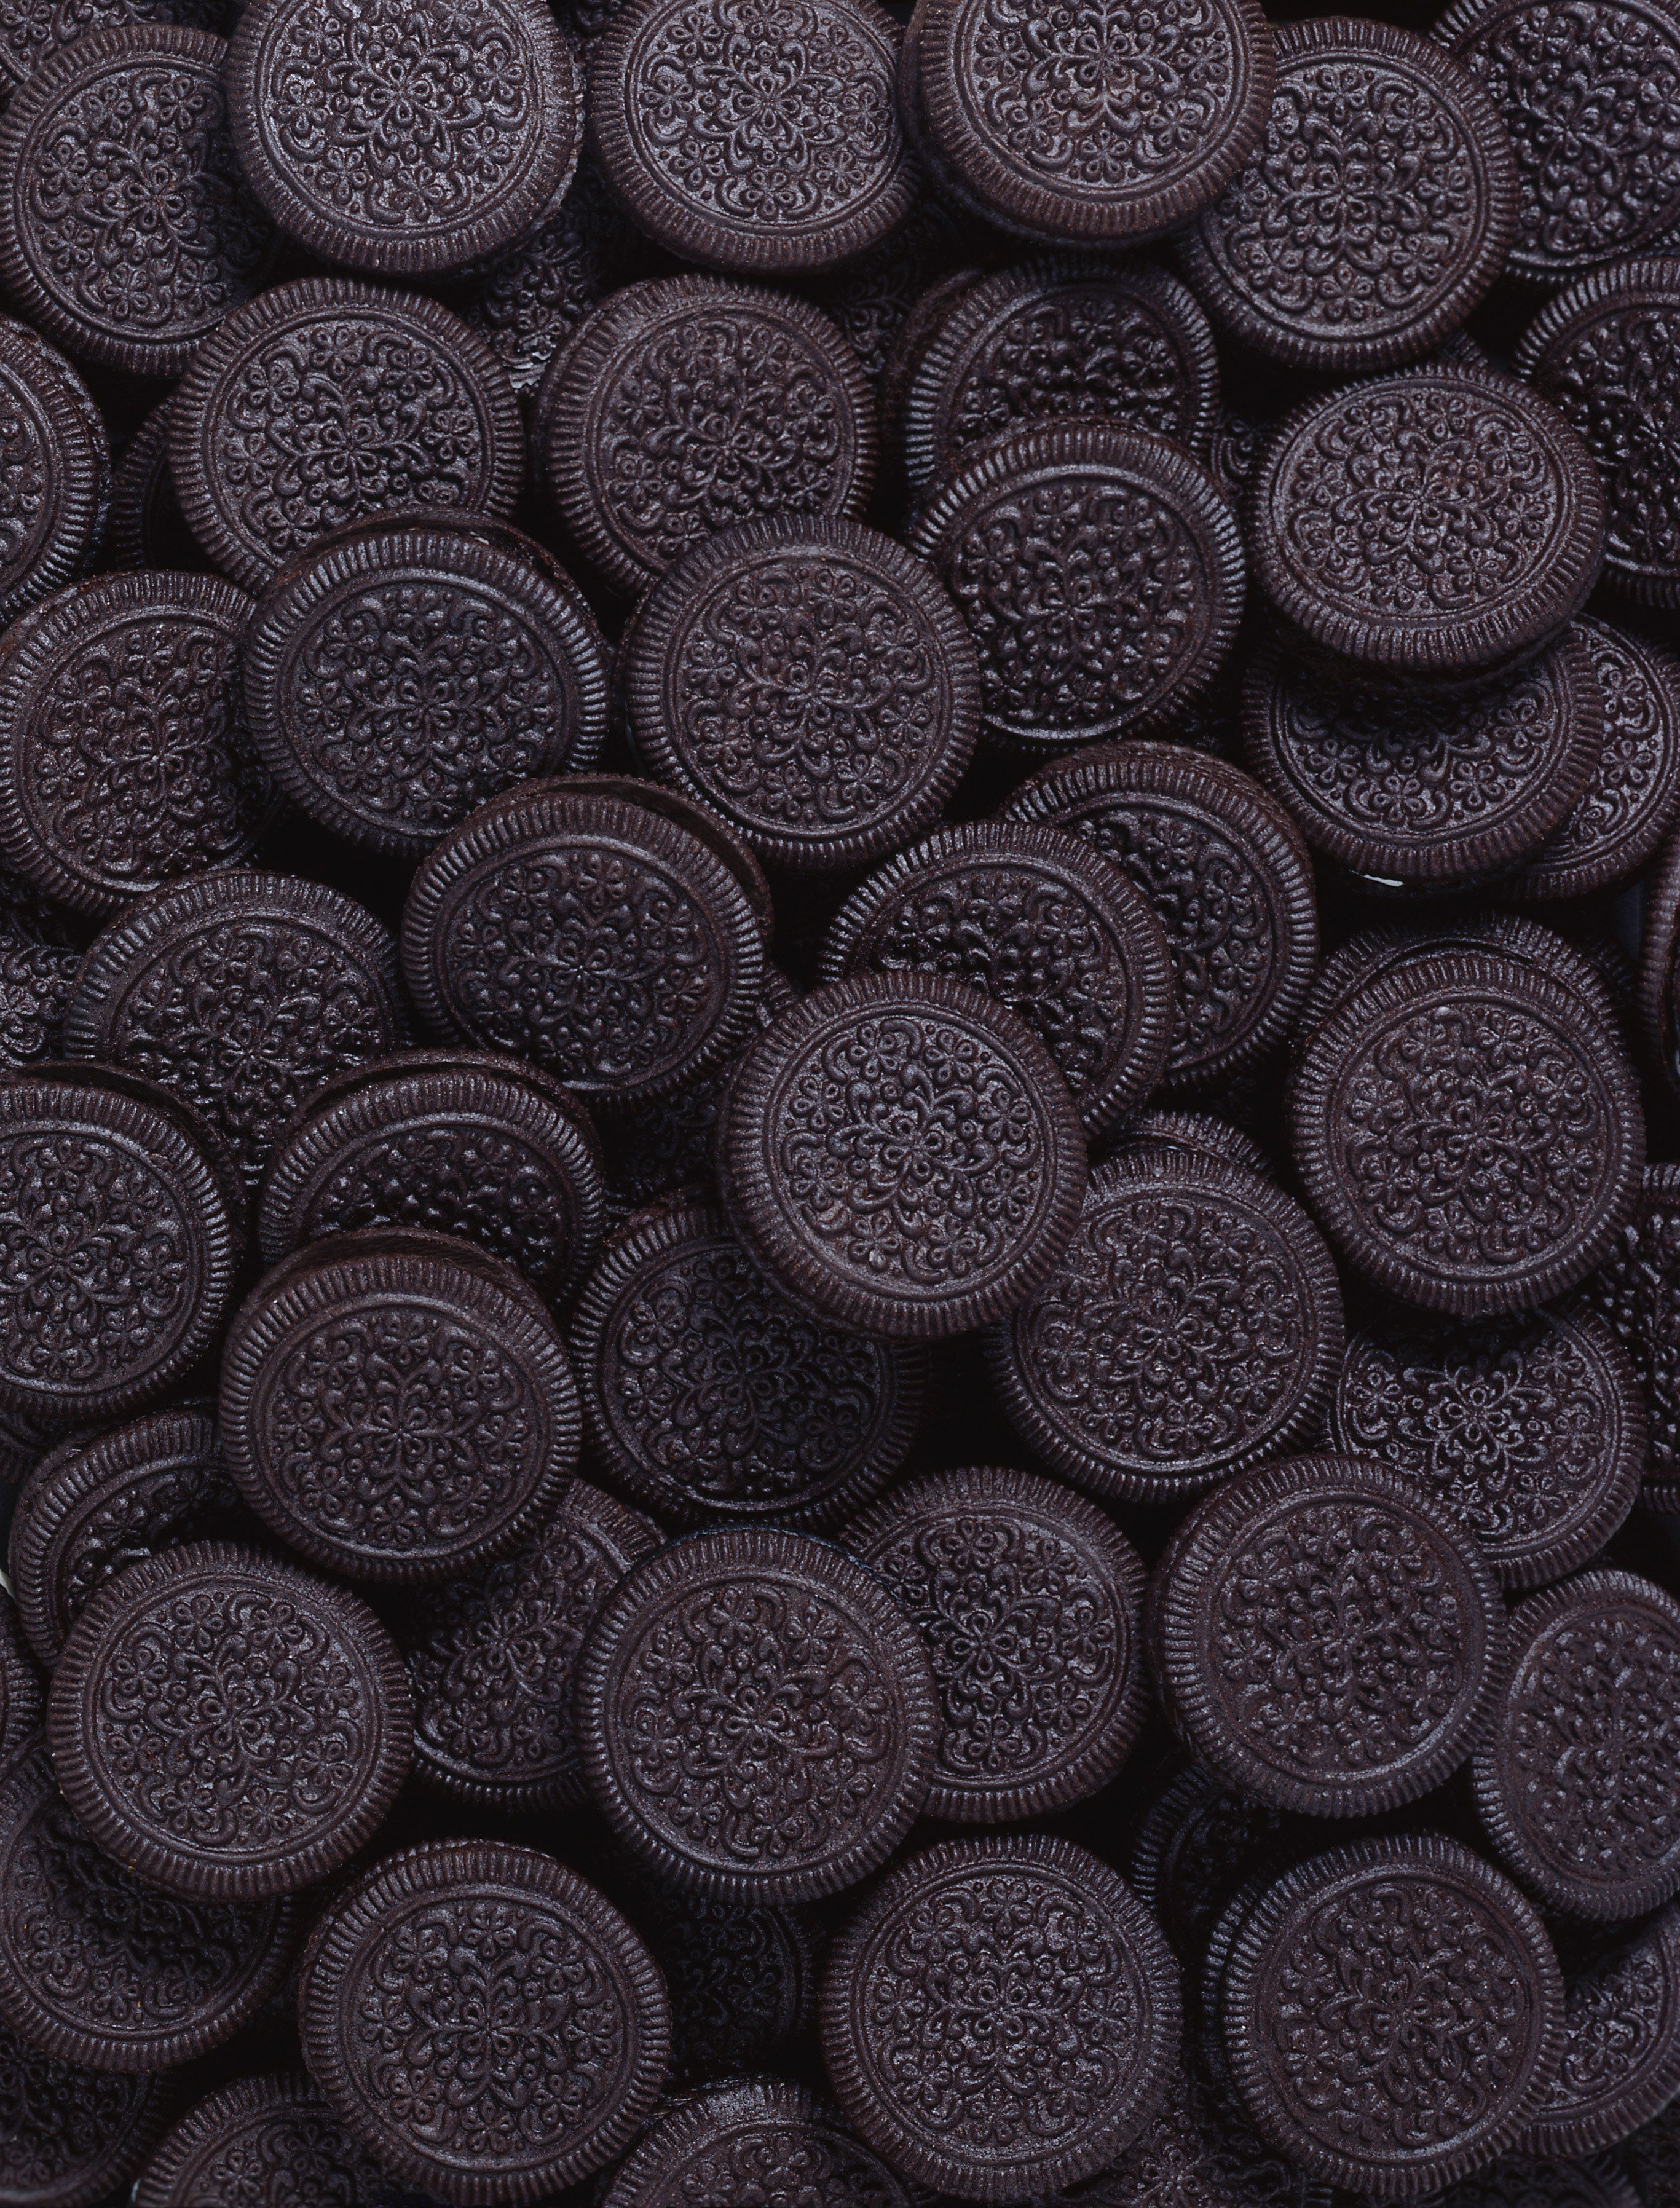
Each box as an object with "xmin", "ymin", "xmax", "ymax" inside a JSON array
[
  {"xmin": 1585, "ymin": 1165, "xmax": 1680, "ymax": 1503},
  {"xmin": 1072, "ymin": 2056, "xmax": 1328, "ymax": 2208},
  {"xmin": 0, "ymin": 315, "xmax": 106, "ymax": 631},
  {"xmin": 170, "ymin": 277, "xmax": 523, "ymax": 589},
  {"xmin": 718, "ymin": 971, "xmax": 1088, "ymax": 1339},
  {"xmin": 0, "ymin": 2017, "xmax": 168, "ymax": 2207},
  {"xmin": 0, "ymin": 0, "xmax": 227, "ymax": 101},
  {"xmin": 1516, "ymin": 1904, "xmax": 1680, "ymax": 2157},
  {"xmin": 132, "ymin": 2071, "xmax": 448, "ymax": 2208},
  {"xmin": 577, "ymin": 1526, "xmax": 939, "ymax": 1901},
  {"xmin": 1129, "ymin": 1765, "xmax": 1301, "ymax": 1958},
  {"xmin": 623, "ymin": 1880, "xmax": 819, "ymax": 2086},
  {"xmin": 1473, "ymin": 1567, "xmax": 1680, "ymax": 1920},
  {"xmin": 298, "ymin": 1839, "xmax": 669, "ymax": 2203},
  {"xmin": 989, "ymin": 1147, "xmax": 1343, "ymax": 1502},
  {"xmin": 600, "ymin": 2075, "xmax": 917, "ymax": 2208},
  {"xmin": 227, "ymin": 0, "xmax": 583, "ymax": 274},
  {"xmin": 0, "ymin": 26, "xmax": 278, "ymax": 377},
  {"xmin": 804, "ymin": 188, "xmax": 973, "ymax": 387},
  {"xmin": 820, "ymin": 1833, "xmax": 1180, "ymax": 2199}
]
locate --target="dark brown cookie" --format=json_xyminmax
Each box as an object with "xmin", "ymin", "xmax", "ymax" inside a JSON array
[
  {"xmin": 1473, "ymin": 1568, "xmax": 1680, "ymax": 1920},
  {"xmin": 1151, "ymin": 1454, "xmax": 1506, "ymax": 1816},
  {"xmin": 571, "ymin": 1193, "xmax": 925, "ymax": 1531},
  {"xmin": 105, "ymin": 398, "xmax": 204, "ymax": 574},
  {"xmin": 226, "ymin": 0, "xmax": 582, "ymax": 276},
  {"xmin": 1109, "ymin": 1108, "xmax": 1272, "ymax": 1180},
  {"xmin": 624, "ymin": 1879, "xmax": 819, "ymax": 2087},
  {"xmin": 1643, "ymin": 837, "xmax": 1680, "ymax": 1096},
  {"xmin": 63, "ymin": 870, "xmax": 407, "ymax": 1190},
  {"xmin": 133, "ymin": 2072, "xmax": 448, "ymax": 2208},
  {"xmin": 1251, "ymin": 365, "xmax": 1606, "ymax": 685},
  {"xmin": 1129, "ymin": 1766, "xmax": 1301, "ymax": 1960},
  {"xmin": 0, "ymin": 26, "xmax": 278, "ymax": 377},
  {"xmin": 1517, "ymin": 261, "xmax": 1680, "ymax": 611},
  {"xmin": 1179, "ymin": 19, "xmax": 1518, "ymax": 373},
  {"xmin": 1221, "ymin": 1835, "xmax": 1562, "ymax": 2195},
  {"xmin": 821, "ymin": 821, "xmax": 1175, "ymax": 1138},
  {"xmin": 900, "ymin": 258, "xmax": 1220, "ymax": 491},
  {"xmin": 170, "ymin": 277, "xmax": 524, "ymax": 589},
  {"xmin": 538, "ymin": 275, "xmax": 875, "ymax": 598},
  {"xmin": 0, "ymin": 2019, "xmax": 168, "ymax": 2206},
  {"xmin": 401, "ymin": 779, "xmax": 768, "ymax": 1107},
  {"xmin": 1585, "ymin": 1166, "xmax": 1680, "ymax": 1509},
  {"xmin": 1516, "ymin": 1905, "xmax": 1680, "ymax": 2158},
  {"xmin": 821, "ymin": 1834, "xmax": 1180, "ymax": 2198},
  {"xmin": 1001, "ymin": 744, "xmax": 1319, "ymax": 1092},
  {"xmin": 220, "ymin": 1228, "xmax": 582, "ymax": 1584},
  {"xmin": 1290, "ymin": 949, "xmax": 1644, "ymax": 1315},
  {"xmin": 843, "ymin": 1463, "xmax": 1149, "ymax": 1823},
  {"xmin": 1329, "ymin": 1310, "xmax": 1646, "ymax": 1590},
  {"xmin": 577, "ymin": 1526, "xmax": 938, "ymax": 1902},
  {"xmin": 907, "ymin": 425, "xmax": 1245, "ymax": 753},
  {"xmin": 1070, "ymin": 2056, "xmax": 1330, "ymax": 2208},
  {"xmin": 298, "ymin": 1839, "xmax": 669, "ymax": 2202},
  {"xmin": 802, "ymin": 190, "xmax": 974, "ymax": 387},
  {"xmin": 988, "ymin": 1149, "xmax": 1343, "ymax": 1504},
  {"xmin": 1240, "ymin": 628, "xmax": 1606, "ymax": 888},
  {"xmin": 718, "ymin": 971, "xmax": 1088, "ymax": 1340},
  {"xmin": 0, "ymin": 317, "xmax": 106, "ymax": 631},
  {"xmin": 0, "ymin": 932, "xmax": 79, "ymax": 1072},
  {"xmin": 601, "ymin": 2075, "xmax": 915, "ymax": 2208}
]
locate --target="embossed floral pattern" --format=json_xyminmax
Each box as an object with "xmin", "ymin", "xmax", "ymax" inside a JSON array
[
  {"xmin": 1528, "ymin": 622, "xmax": 1678, "ymax": 879},
  {"xmin": 660, "ymin": 2120, "xmax": 905, "ymax": 2206},
  {"xmin": 0, "ymin": 2022, "xmax": 151, "ymax": 2191},
  {"xmin": 463, "ymin": 157, "xmax": 648, "ymax": 391},
  {"xmin": 1535, "ymin": 303, "xmax": 1680, "ymax": 580},
  {"xmin": 1098, "ymin": 2064, "xmax": 1306, "ymax": 2208},
  {"xmin": 56, "ymin": 1456, "xmax": 241, "ymax": 1645},
  {"xmin": 1541, "ymin": 1934, "xmax": 1671, "ymax": 2124},
  {"xmin": 945, "ymin": 288, "xmax": 1204, "ymax": 458},
  {"xmin": 1587, "ymin": 1187, "xmax": 1680, "ymax": 1470},
  {"xmin": 0, "ymin": 0, "xmax": 224, "ymax": 92},
  {"xmin": 638, "ymin": 1891, "xmax": 806, "ymax": 2080},
  {"xmin": 0, "ymin": 375, "xmax": 52, "ymax": 584},
  {"xmin": 183, "ymin": 2097, "xmax": 409, "ymax": 2204},
  {"xmin": 0, "ymin": 937, "xmax": 77, "ymax": 1065}
]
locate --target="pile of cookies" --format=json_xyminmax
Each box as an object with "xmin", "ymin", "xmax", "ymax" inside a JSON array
[{"xmin": 0, "ymin": 0, "xmax": 1673, "ymax": 2198}]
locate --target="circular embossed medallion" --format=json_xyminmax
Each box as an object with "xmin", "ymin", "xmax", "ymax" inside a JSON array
[
  {"xmin": 133, "ymin": 2071, "xmax": 451, "ymax": 2208},
  {"xmin": 539, "ymin": 276, "xmax": 876, "ymax": 598},
  {"xmin": 572, "ymin": 1193, "xmax": 925, "ymax": 1530},
  {"xmin": 1180, "ymin": 19, "xmax": 1518, "ymax": 373},
  {"xmin": 589, "ymin": 0, "xmax": 913, "ymax": 274},
  {"xmin": 988, "ymin": 1148, "xmax": 1343, "ymax": 1503},
  {"xmin": 0, "ymin": 317, "xmax": 105, "ymax": 632},
  {"xmin": 820, "ymin": 1834, "xmax": 1180, "ymax": 2199},
  {"xmin": 601, "ymin": 2074, "xmax": 915, "ymax": 2208},
  {"xmin": 624, "ymin": 515, "xmax": 980, "ymax": 874},
  {"xmin": 1002, "ymin": 744, "xmax": 1318, "ymax": 1090},
  {"xmin": 1151, "ymin": 1454, "xmax": 1506, "ymax": 1815},
  {"xmin": 63, "ymin": 870, "xmax": 406, "ymax": 1190},
  {"xmin": 577, "ymin": 1527, "xmax": 938, "ymax": 1901},
  {"xmin": 1221, "ymin": 1835, "xmax": 1563, "ymax": 2195},
  {"xmin": 227, "ymin": 0, "xmax": 582, "ymax": 275},
  {"xmin": 843, "ymin": 1464, "xmax": 1149, "ymax": 1823},
  {"xmin": 221, "ymin": 1228, "xmax": 582, "ymax": 1584},
  {"xmin": 1473, "ymin": 1568, "xmax": 1680, "ymax": 1920},
  {"xmin": 1291, "ymin": 950, "xmax": 1644, "ymax": 1315},
  {"xmin": 821, "ymin": 821, "xmax": 1175, "ymax": 1137},
  {"xmin": 1585, "ymin": 1166, "xmax": 1680, "ymax": 1508},
  {"xmin": 0, "ymin": 1746, "xmax": 295, "ymax": 2072},
  {"xmin": 49, "ymin": 1540, "xmax": 412, "ymax": 1898},
  {"xmin": 298, "ymin": 1839, "xmax": 669, "ymax": 2202},
  {"xmin": 1329, "ymin": 1311, "xmax": 1645, "ymax": 1590},
  {"xmin": 0, "ymin": 27, "xmax": 279, "ymax": 377},
  {"xmin": 718, "ymin": 971, "xmax": 1087, "ymax": 1340},
  {"xmin": 0, "ymin": 572, "xmax": 275, "ymax": 919},
  {"xmin": 1252, "ymin": 366, "xmax": 1606, "ymax": 683},
  {"xmin": 170, "ymin": 278, "xmax": 524, "ymax": 590},
  {"xmin": 105, "ymin": 399, "xmax": 203, "ymax": 574},
  {"xmin": 1516, "ymin": 1905, "xmax": 1680, "ymax": 2156},
  {"xmin": 907, "ymin": 425, "xmax": 1245, "ymax": 752},
  {"xmin": 0, "ymin": 2019, "xmax": 168, "ymax": 2207}
]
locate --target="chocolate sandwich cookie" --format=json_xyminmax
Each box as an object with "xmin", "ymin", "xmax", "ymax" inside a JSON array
[
  {"xmin": 0, "ymin": 936, "xmax": 78, "ymax": 1071},
  {"xmin": 588, "ymin": 0, "xmax": 912, "ymax": 274},
  {"xmin": 1109, "ymin": 1109, "xmax": 1272, "ymax": 1179},
  {"xmin": 622, "ymin": 515, "xmax": 979, "ymax": 874},
  {"xmin": 572, "ymin": 1194, "xmax": 925, "ymax": 1529},
  {"xmin": 1221, "ymin": 1835, "xmax": 1562, "ymax": 2194},
  {"xmin": 133, "ymin": 2072, "xmax": 450, "ymax": 2208},
  {"xmin": 0, "ymin": 319, "xmax": 105, "ymax": 631},
  {"xmin": 1241, "ymin": 628, "xmax": 1606, "ymax": 888},
  {"xmin": 170, "ymin": 278, "xmax": 524, "ymax": 589},
  {"xmin": 242, "ymin": 516, "xmax": 610, "ymax": 860},
  {"xmin": 402, "ymin": 779, "xmax": 767, "ymax": 1106},
  {"xmin": 1330, "ymin": 1311, "xmax": 1645, "ymax": 1590},
  {"xmin": 0, "ymin": 1745, "xmax": 296, "ymax": 2072},
  {"xmin": 221, "ymin": 1228, "xmax": 581, "ymax": 1584},
  {"xmin": 9, "ymin": 1403, "xmax": 245, "ymax": 1666},
  {"xmin": 623, "ymin": 1880, "xmax": 819, "ymax": 2086},
  {"xmin": 821, "ymin": 1834, "xmax": 1180, "ymax": 2198},
  {"xmin": 105, "ymin": 400, "xmax": 203, "ymax": 574},
  {"xmin": 0, "ymin": 26, "xmax": 278, "ymax": 377},
  {"xmin": 64, "ymin": 870, "xmax": 406, "ymax": 1190},
  {"xmin": 988, "ymin": 1149, "xmax": 1343, "ymax": 1504},
  {"xmin": 298, "ymin": 1840, "xmax": 669, "ymax": 2202},
  {"xmin": 1252, "ymin": 366, "xmax": 1606, "ymax": 685},
  {"xmin": 258, "ymin": 1050, "xmax": 605, "ymax": 1303},
  {"xmin": 1516, "ymin": 1905, "xmax": 1680, "ymax": 2157},
  {"xmin": 878, "ymin": 262, "xmax": 987, "ymax": 449},
  {"xmin": 1409, "ymin": 2157, "xmax": 1642, "ymax": 2208},
  {"xmin": 1150, "ymin": 1454, "xmax": 1505, "ymax": 1816},
  {"xmin": 1585, "ymin": 1167, "xmax": 1680, "ymax": 1508},
  {"xmin": 227, "ymin": 0, "xmax": 582, "ymax": 277},
  {"xmin": 719, "ymin": 972, "xmax": 1087, "ymax": 1339},
  {"xmin": 0, "ymin": 1070, "xmax": 239, "ymax": 1423},
  {"xmin": 0, "ymin": 572, "xmax": 275, "ymax": 919},
  {"xmin": 901, "ymin": 0, "xmax": 1274, "ymax": 244},
  {"xmin": 803, "ymin": 191, "xmax": 974, "ymax": 387},
  {"xmin": 1473, "ymin": 1569, "xmax": 1680, "ymax": 1920},
  {"xmin": 1179, "ymin": 19, "xmax": 1518, "ymax": 374},
  {"xmin": 1074, "ymin": 2057, "xmax": 1330, "ymax": 2208},
  {"xmin": 843, "ymin": 1464, "xmax": 1150, "ymax": 1823},
  {"xmin": 577, "ymin": 1526, "xmax": 938, "ymax": 1901},
  {"xmin": 1290, "ymin": 950, "xmax": 1644, "ymax": 1315},
  {"xmin": 49, "ymin": 1541, "xmax": 411, "ymax": 1898},
  {"xmin": 1129, "ymin": 1767, "xmax": 1301, "ymax": 1959},
  {"xmin": 602, "ymin": 2076, "xmax": 914, "ymax": 2208},
  {"xmin": 907, "ymin": 425, "xmax": 1245, "ymax": 752},
  {"xmin": 1517, "ymin": 262, "xmax": 1680, "ymax": 611},
  {"xmin": 0, "ymin": 2020, "xmax": 168, "ymax": 2207},
  {"xmin": 1003, "ymin": 745, "xmax": 1317, "ymax": 1092},
  {"xmin": 899, "ymin": 258, "xmax": 1220, "ymax": 491}
]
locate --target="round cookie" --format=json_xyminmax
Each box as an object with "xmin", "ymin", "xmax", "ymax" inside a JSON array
[
  {"xmin": 1516, "ymin": 1905, "xmax": 1680, "ymax": 2156},
  {"xmin": 1129, "ymin": 1766, "xmax": 1301, "ymax": 1959},
  {"xmin": 132, "ymin": 2072, "xmax": 449, "ymax": 2208},
  {"xmin": 1073, "ymin": 2057, "xmax": 1330, "ymax": 2208},
  {"xmin": 0, "ymin": 317, "xmax": 106, "ymax": 631},
  {"xmin": 0, "ymin": 2020, "xmax": 168, "ymax": 2207},
  {"xmin": 1404, "ymin": 2156, "xmax": 1642, "ymax": 2208},
  {"xmin": 804, "ymin": 190, "xmax": 976, "ymax": 388},
  {"xmin": 600, "ymin": 2075, "xmax": 915, "ymax": 2208},
  {"xmin": 1110, "ymin": 1108, "xmax": 1272, "ymax": 1180},
  {"xmin": 1641, "ymin": 839, "xmax": 1680, "ymax": 1096}
]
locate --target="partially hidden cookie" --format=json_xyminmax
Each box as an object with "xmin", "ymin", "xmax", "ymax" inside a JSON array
[
  {"xmin": 1068, "ymin": 2056, "xmax": 1330, "ymax": 2208},
  {"xmin": 802, "ymin": 189, "xmax": 975, "ymax": 387},
  {"xmin": 0, "ymin": 2019, "xmax": 168, "ymax": 2207},
  {"xmin": 1129, "ymin": 1765, "xmax": 1302, "ymax": 1959},
  {"xmin": 621, "ymin": 1880, "xmax": 820, "ymax": 2087},
  {"xmin": 1402, "ymin": 2155, "xmax": 1642, "ymax": 2208},
  {"xmin": 133, "ymin": 2072, "xmax": 448, "ymax": 2208},
  {"xmin": 601, "ymin": 2075, "xmax": 916, "ymax": 2208},
  {"xmin": 0, "ymin": 317, "xmax": 106, "ymax": 629},
  {"xmin": 1109, "ymin": 1108, "xmax": 1272, "ymax": 1180},
  {"xmin": 1643, "ymin": 840, "xmax": 1680, "ymax": 1095},
  {"xmin": 1516, "ymin": 1904, "xmax": 1680, "ymax": 2157},
  {"xmin": 105, "ymin": 398, "xmax": 203, "ymax": 574},
  {"xmin": 1585, "ymin": 1166, "xmax": 1680, "ymax": 1509}
]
